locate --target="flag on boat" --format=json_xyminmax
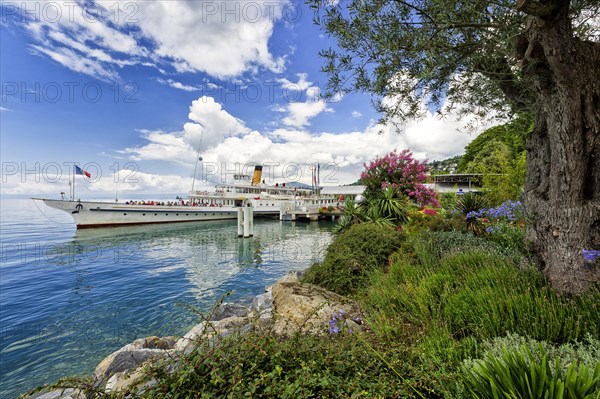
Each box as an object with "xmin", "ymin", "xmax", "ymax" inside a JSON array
[{"xmin": 74, "ymin": 165, "xmax": 91, "ymax": 178}]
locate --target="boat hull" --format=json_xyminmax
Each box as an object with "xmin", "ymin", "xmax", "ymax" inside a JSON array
[{"xmin": 37, "ymin": 199, "xmax": 242, "ymax": 228}]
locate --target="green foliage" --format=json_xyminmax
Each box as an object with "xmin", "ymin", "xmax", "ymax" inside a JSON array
[
  {"xmin": 456, "ymin": 193, "xmax": 488, "ymax": 235},
  {"xmin": 405, "ymin": 209, "xmax": 467, "ymax": 235},
  {"xmin": 303, "ymin": 223, "xmax": 403, "ymax": 295},
  {"xmin": 440, "ymin": 192, "xmax": 459, "ymax": 210},
  {"xmin": 364, "ymin": 186, "xmax": 410, "ymax": 224},
  {"xmin": 412, "ymin": 230, "xmax": 506, "ymax": 260},
  {"xmin": 427, "ymin": 155, "xmax": 462, "ymax": 176},
  {"xmin": 463, "ymin": 345, "xmax": 600, "ymax": 398},
  {"xmin": 332, "ymin": 214, "xmax": 353, "ymax": 235},
  {"xmin": 363, "ymin": 230, "xmax": 600, "ymax": 389},
  {"xmin": 458, "ymin": 115, "xmax": 533, "ymax": 172},
  {"xmin": 137, "ymin": 329, "xmax": 429, "ymax": 398},
  {"xmin": 485, "ymin": 221, "xmax": 528, "ymax": 255},
  {"xmin": 464, "ymin": 332, "xmax": 600, "ymax": 379},
  {"xmin": 333, "ymin": 190, "xmax": 409, "ymax": 235},
  {"xmin": 456, "ymin": 193, "xmax": 488, "ymax": 216},
  {"xmin": 454, "ymin": 116, "xmax": 532, "ymax": 206},
  {"xmin": 464, "ymin": 140, "xmax": 511, "ymax": 175}
]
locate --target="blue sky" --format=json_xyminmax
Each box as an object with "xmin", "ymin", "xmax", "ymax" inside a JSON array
[{"xmin": 1, "ymin": 0, "xmax": 482, "ymax": 198}]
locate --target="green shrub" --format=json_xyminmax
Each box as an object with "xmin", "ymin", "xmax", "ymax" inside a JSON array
[
  {"xmin": 462, "ymin": 345, "xmax": 600, "ymax": 398},
  {"xmin": 464, "ymin": 333, "xmax": 600, "ymax": 379},
  {"xmin": 440, "ymin": 192, "xmax": 458, "ymax": 210},
  {"xmin": 409, "ymin": 230, "xmax": 512, "ymax": 263},
  {"xmin": 303, "ymin": 223, "xmax": 404, "ymax": 295},
  {"xmin": 456, "ymin": 193, "xmax": 488, "ymax": 235},
  {"xmin": 405, "ymin": 209, "xmax": 467, "ymax": 235},
  {"xmin": 369, "ymin": 242, "xmax": 600, "ymax": 343},
  {"xmin": 485, "ymin": 221, "xmax": 528, "ymax": 256},
  {"xmin": 136, "ymin": 329, "xmax": 430, "ymax": 398},
  {"xmin": 363, "ymin": 229, "xmax": 600, "ymax": 394}
]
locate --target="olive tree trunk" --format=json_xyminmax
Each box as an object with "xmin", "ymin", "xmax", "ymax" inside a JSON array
[{"xmin": 517, "ymin": 0, "xmax": 600, "ymax": 293}]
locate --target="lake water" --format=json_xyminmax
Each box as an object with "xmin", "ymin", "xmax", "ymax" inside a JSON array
[{"xmin": 0, "ymin": 199, "xmax": 333, "ymax": 399}]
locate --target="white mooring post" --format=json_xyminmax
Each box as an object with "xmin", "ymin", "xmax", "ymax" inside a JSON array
[
  {"xmin": 248, "ymin": 204, "xmax": 254, "ymax": 236},
  {"xmin": 237, "ymin": 207, "xmax": 244, "ymax": 237},
  {"xmin": 243, "ymin": 204, "xmax": 253, "ymax": 238}
]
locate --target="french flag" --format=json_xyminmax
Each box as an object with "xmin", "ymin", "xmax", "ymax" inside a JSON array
[{"xmin": 74, "ymin": 165, "xmax": 91, "ymax": 178}]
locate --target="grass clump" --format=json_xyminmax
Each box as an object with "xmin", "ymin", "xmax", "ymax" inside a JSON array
[
  {"xmin": 463, "ymin": 332, "xmax": 600, "ymax": 379},
  {"xmin": 462, "ymin": 344, "xmax": 600, "ymax": 398},
  {"xmin": 303, "ymin": 223, "xmax": 403, "ymax": 296},
  {"xmin": 362, "ymin": 229, "xmax": 600, "ymax": 395}
]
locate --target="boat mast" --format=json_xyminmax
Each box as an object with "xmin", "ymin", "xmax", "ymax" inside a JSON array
[{"xmin": 191, "ymin": 131, "xmax": 203, "ymax": 194}]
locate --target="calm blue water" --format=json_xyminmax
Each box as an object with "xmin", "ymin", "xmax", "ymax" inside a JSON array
[{"xmin": 0, "ymin": 199, "xmax": 333, "ymax": 399}]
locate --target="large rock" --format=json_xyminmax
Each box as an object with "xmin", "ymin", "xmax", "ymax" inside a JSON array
[
  {"xmin": 174, "ymin": 316, "xmax": 250, "ymax": 353},
  {"xmin": 211, "ymin": 302, "xmax": 250, "ymax": 321},
  {"xmin": 104, "ymin": 368, "xmax": 156, "ymax": 394},
  {"xmin": 265, "ymin": 270, "xmax": 303, "ymax": 292},
  {"xmin": 23, "ymin": 388, "xmax": 85, "ymax": 399},
  {"xmin": 271, "ymin": 281, "xmax": 360, "ymax": 335},
  {"xmin": 248, "ymin": 291, "xmax": 273, "ymax": 318},
  {"xmin": 94, "ymin": 336, "xmax": 176, "ymax": 381}
]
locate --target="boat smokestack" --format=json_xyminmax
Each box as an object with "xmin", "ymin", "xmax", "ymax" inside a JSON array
[{"xmin": 251, "ymin": 165, "xmax": 263, "ymax": 186}]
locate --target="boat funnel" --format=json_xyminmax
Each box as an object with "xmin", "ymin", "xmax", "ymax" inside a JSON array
[{"xmin": 251, "ymin": 165, "xmax": 263, "ymax": 186}]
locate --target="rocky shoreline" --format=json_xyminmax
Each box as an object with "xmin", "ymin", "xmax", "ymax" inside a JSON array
[{"xmin": 24, "ymin": 271, "xmax": 361, "ymax": 399}]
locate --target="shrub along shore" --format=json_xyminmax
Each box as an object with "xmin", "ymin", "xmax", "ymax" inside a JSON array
[{"xmin": 23, "ymin": 203, "xmax": 600, "ymax": 398}]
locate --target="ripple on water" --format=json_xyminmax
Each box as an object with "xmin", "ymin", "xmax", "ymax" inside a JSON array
[{"xmin": 0, "ymin": 199, "xmax": 333, "ymax": 399}]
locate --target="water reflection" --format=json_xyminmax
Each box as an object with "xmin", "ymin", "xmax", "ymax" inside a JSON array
[{"xmin": 1, "ymin": 200, "xmax": 333, "ymax": 399}]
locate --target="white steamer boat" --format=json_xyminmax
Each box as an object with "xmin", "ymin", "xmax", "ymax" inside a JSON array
[{"xmin": 35, "ymin": 166, "xmax": 337, "ymax": 228}]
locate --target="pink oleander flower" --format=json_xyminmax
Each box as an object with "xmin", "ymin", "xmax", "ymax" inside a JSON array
[
  {"xmin": 423, "ymin": 209, "xmax": 437, "ymax": 216},
  {"xmin": 361, "ymin": 149, "xmax": 439, "ymax": 207}
]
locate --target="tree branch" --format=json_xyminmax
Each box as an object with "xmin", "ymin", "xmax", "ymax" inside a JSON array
[{"xmin": 516, "ymin": 0, "xmax": 564, "ymax": 17}]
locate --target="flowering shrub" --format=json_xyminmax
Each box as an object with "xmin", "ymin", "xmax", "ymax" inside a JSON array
[
  {"xmin": 464, "ymin": 200, "xmax": 527, "ymax": 253},
  {"xmin": 422, "ymin": 208, "xmax": 438, "ymax": 216},
  {"xmin": 360, "ymin": 149, "xmax": 439, "ymax": 207},
  {"xmin": 466, "ymin": 200, "xmax": 524, "ymax": 222},
  {"xmin": 328, "ymin": 310, "xmax": 362, "ymax": 334},
  {"xmin": 404, "ymin": 207, "xmax": 466, "ymax": 234}
]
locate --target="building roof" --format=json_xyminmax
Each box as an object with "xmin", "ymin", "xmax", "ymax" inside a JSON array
[{"xmin": 320, "ymin": 185, "xmax": 365, "ymax": 195}]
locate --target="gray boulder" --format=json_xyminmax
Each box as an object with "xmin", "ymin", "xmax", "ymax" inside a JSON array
[
  {"xmin": 271, "ymin": 281, "xmax": 360, "ymax": 335},
  {"xmin": 211, "ymin": 302, "xmax": 250, "ymax": 321},
  {"xmin": 94, "ymin": 336, "xmax": 176, "ymax": 381},
  {"xmin": 23, "ymin": 388, "xmax": 85, "ymax": 399}
]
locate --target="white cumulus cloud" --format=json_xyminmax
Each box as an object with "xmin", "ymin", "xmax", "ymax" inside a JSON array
[
  {"xmin": 16, "ymin": 0, "xmax": 290, "ymax": 80},
  {"xmin": 100, "ymin": 95, "xmax": 492, "ymax": 193}
]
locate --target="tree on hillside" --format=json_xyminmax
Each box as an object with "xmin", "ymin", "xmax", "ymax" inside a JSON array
[
  {"xmin": 457, "ymin": 114, "xmax": 533, "ymax": 172},
  {"xmin": 308, "ymin": 0, "xmax": 600, "ymax": 293},
  {"xmin": 459, "ymin": 116, "xmax": 531, "ymax": 205}
]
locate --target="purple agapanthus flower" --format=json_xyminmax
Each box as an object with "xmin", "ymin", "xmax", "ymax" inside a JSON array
[{"xmin": 582, "ymin": 249, "xmax": 600, "ymax": 262}]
